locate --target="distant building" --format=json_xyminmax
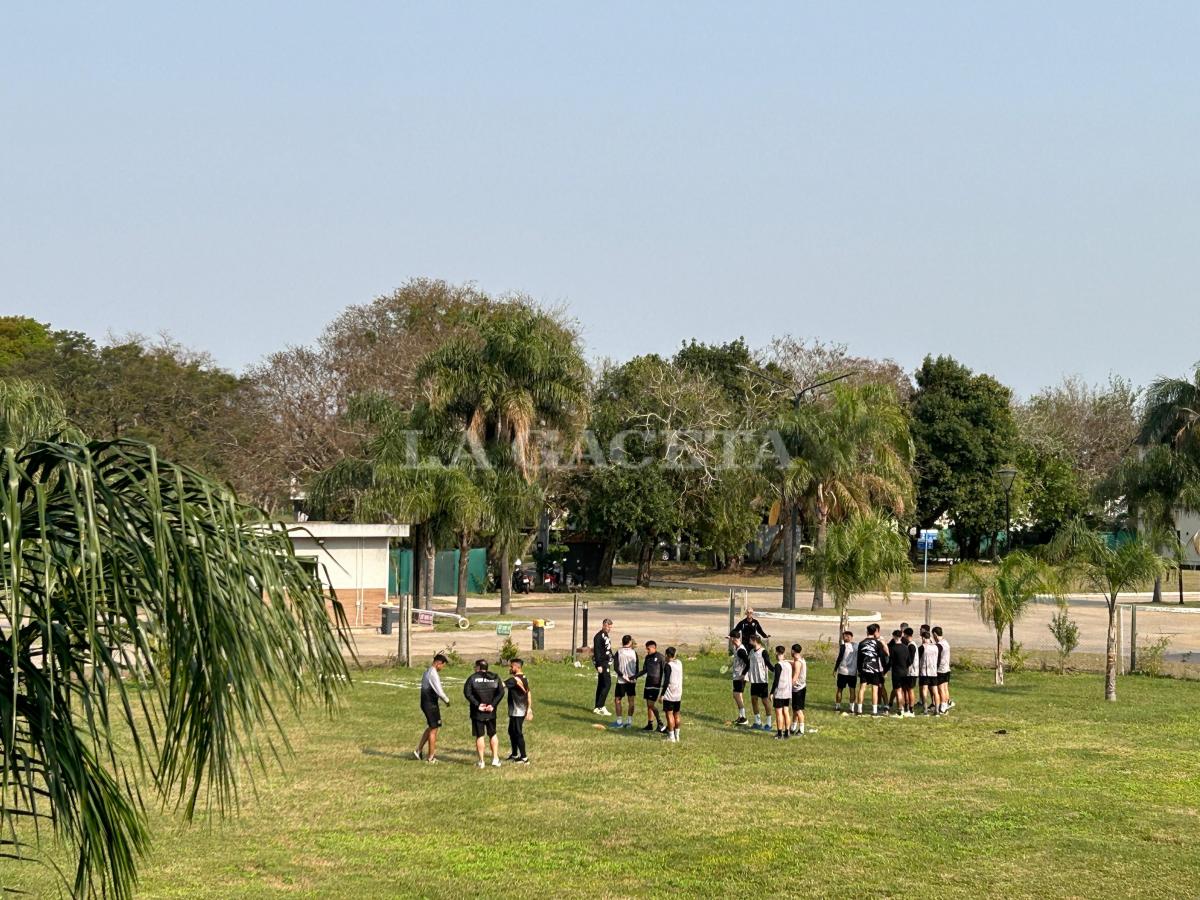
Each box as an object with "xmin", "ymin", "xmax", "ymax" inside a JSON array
[
  {"xmin": 286, "ymin": 522, "xmax": 409, "ymax": 629},
  {"xmin": 1176, "ymin": 511, "xmax": 1200, "ymax": 568}
]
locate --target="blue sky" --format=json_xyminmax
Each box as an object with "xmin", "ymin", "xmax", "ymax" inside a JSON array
[{"xmin": 3, "ymin": 2, "xmax": 1198, "ymax": 395}]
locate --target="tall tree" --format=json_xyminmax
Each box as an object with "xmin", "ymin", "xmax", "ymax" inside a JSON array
[
  {"xmin": 911, "ymin": 355, "xmax": 1018, "ymax": 559},
  {"xmin": 415, "ymin": 301, "xmax": 588, "ymax": 612}
]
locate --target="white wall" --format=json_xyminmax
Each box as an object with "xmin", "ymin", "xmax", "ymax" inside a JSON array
[
  {"xmin": 1177, "ymin": 510, "xmax": 1200, "ymax": 567},
  {"xmin": 290, "ymin": 535, "xmax": 391, "ymax": 592}
]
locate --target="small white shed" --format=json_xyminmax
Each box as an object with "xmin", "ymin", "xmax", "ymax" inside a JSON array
[{"xmin": 288, "ymin": 522, "xmax": 409, "ymax": 629}]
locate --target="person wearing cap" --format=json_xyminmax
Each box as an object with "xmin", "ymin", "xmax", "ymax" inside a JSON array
[
  {"xmin": 592, "ymin": 617, "xmax": 614, "ymax": 716},
  {"xmin": 464, "ymin": 658, "xmax": 506, "ymax": 768},
  {"xmin": 729, "ymin": 607, "xmax": 770, "ymax": 647}
]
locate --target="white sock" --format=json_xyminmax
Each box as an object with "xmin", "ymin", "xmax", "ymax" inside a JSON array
[
  {"xmin": 872, "ymin": 704, "xmax": 878, "ymax": 714},
  {"xmin": 835, "ymin": 702, "xmax": 841, "ymax": 711},
  {"xmin": 754, "ymin": 713, "xmax": 761, "ymax": 724},
  {"xmin": 738, "ymin": 707, "xmax": 746, "ymax": 718}
]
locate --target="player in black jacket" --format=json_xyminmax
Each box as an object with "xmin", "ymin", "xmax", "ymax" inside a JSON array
[
  {"xmin": 854, "ymin": 624, "xmax": 889, "ymax": 716},
  {"xmin": 592, "ymin": 617, "xmax": 614, "ymax": 716},
  {"xmin": 636, "ymin": 640, "xmax": 667, "ymax": 732},
  {"xmin": 464, "ymin": 659, "xmax": 506, "ymax": 768},
  {"xmin": 729, "ymin": 608, "xmax": 770, "ymax": 647}
]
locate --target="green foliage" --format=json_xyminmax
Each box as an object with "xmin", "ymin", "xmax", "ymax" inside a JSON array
[
  {"xmin": 1135, "ymin": 635, "xmax": 1172, "ymax": 678},
  {"xmin": 911, "ymin": 355, "xmax": 1018, "ymax": 558},
  {"xmin": 1002, "ymin": 641, "xmax": 1029, "ymax": 674},
  {"xmin": 0, "ymin": 316, "xmax": 55, "ymax": 369},
  {"xmin": 499, "ymin": 636, "xmax": 520, "ymax": 662},
  {"xmin": 1, "ymin": 438, "xmax": 349, "ymax": 899},
  {"xmin": 810, "ymin": 511, "xmax": 911, "ymax": 625},
  {"xmin": 1048, "ymin": 606, "xmax": 1081, "ymax": 673}
]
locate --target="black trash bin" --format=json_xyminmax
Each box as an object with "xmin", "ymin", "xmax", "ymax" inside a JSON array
[{"xmin": 380, "ymin": 605, "xmax": 400, "ymax": 635}]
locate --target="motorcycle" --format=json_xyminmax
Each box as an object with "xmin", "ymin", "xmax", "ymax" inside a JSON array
[{"xmin": 511, "ymin": 566, "xmax": 532, "ymax": 594}]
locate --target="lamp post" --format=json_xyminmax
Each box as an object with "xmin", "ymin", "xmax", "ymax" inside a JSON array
[{"xmin": 997, "ymin": 466, "xmax": 1017, "ymax": 556}]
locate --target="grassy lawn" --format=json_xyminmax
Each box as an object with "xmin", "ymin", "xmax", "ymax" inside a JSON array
[{"xmin": 8, "ymin": 664, "xmax": 1200, "ymax": 898}]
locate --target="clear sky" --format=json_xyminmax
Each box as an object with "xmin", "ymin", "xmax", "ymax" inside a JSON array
[{"xmin": 3, "ymin": 2, "xmax": 1198, "ymax": 396}]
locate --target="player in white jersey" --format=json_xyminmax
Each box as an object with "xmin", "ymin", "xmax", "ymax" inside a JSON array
[
  {"xmin": 746, "ymin": 636, "xmax": 773, "ymax": 730},
  {"xmin": 611, "ymin": 635, "xmax": 639, "ymax": 728},
  {"xmin": 833, "ymin": 630, "xmax": 857, "ymax": 712},
  {"xmin": 789, "ymin": 643, "xmax": 807, "ymax": 735},
  {"xmin": 730, "ymin": 635, "xmax": 750, "ymax": 726},
  {"xmin": 918, "ymin": 626, "xmax": 939, "ymax": 714},
  {"xmin": 660, "ymin": 647, "xmax": 684, "ymax": 742},
  {"xmin": 933, "ymin": 626, "xmax": 953, "ymax": 713},
  {"xmin": 770, "ymin": 646, "xmax": 793, "ymax": 739}
]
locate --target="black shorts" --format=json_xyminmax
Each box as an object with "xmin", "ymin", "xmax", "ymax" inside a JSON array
[
  {"xmin": 901, "ymin": 676, "xmax": 916, "ymax": 690},
  {"xmin": 644, "ymin": 686, "xmax": 661, "ymax": 702},
  {"xmin": 936, "ymin": 672, "xmax": 949, "ymax": 685},
  {"xmin": 773, "ymin": 697, "xmax": 790, "ymax": 710},
  {"xmin": 750, "ymin": 682, "xmax": 769, "ymax": 699},
  {"xmin": 860, "ymin": 672, "xmax": 885, "ymax": 687},
  {"xmin": 421, "ymin": 704, "xmax": 442, "ymax": 729},
  {"xmin": 471, "ymin": 718, "xmax": 497, "ymax": 739},
  {"xmin": 891, "ymin": 670, "xmax": 906, "ymax": 687},
  {"xmin": 919, "ymin": 675, "xmax": 936, "ymax": 687},
  {"xmin": 615, "ymin": 683, "xmax": 636, "ymax": 699},
  {"xmin": 662, "ymin": 700, "xmax": 681, "ymax": 713},
  {"xmin": 836, "ymin": 674, "xmax": 857, "ymax": 690},
  {"xmin": 791, "ymin": 688, "xmax": 807, "ymax": 711},
  {"xmin": 732, "ymin": 679, "xmax": 746, "ymax": 693}
]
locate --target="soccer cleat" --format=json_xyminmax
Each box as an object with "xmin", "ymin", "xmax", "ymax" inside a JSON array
[
  {"xmin": 642, "ymin": 722, "xmax": 656, "ymax": 731},
  {"xmin": 491, "ymin": 758, "xmax": 502, "ymax": 768},
  {"xmin": 657, "ymin": 724, "xmax": 669, "ymax": 734},
  {"xmin": 476, "ymin": 761, "xmax": 486, "ymax": 769},
  {"xmin": 734, "ymin": 717, "xmax": 748, "ymax": 726},
  {"xmin": 516, "ymin": 757, "xmax": 530, "ymax": 764},
  {"xmin": 426, "ymin": 757, "xmax": 439, "ymax": 764},
  {"xmin": 412, "ymin": 750, "xmax": 423, "ymax": 761}
]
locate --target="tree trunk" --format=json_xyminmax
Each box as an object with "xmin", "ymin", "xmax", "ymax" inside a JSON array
[
  {"xmin": 598, "ymin": 543, "xmax": 616, "ymax": 587},
  {"xmin": 1152, "ymin": 573, "xmax": 1162, "ymax": 603},
  {"xmin": 637, "ymin": 542, "xmax": 652, "ymax": 588},
  {"xmin": 782, "ymin": 498, "xmax": 795, "ymax": 610},
  {"xmin": 500, "ymin": 545, "xmax": 512, "ymax": 615},
  {"xmin": 838, "ymin": 603, "xmax": 849, "ymax": 636},
  {"xmin": 456, "ymin": 532, "xmax": 470, "ymax": 618},
  {"xmin": 754, "ymin": 526, "xmax": 783, "ymax": 574},
  {"xmin": 811, "ymin": 512, "xmax": 828, "ymax": 610},
  {"xmin": 1105, "ymin": 599, "xmax": 1118, "ymax": 701},
  {"xmin": 1008, "ymin": 620, "xmax": 1015, "ymax": 652},
  {"xmin": 994, "ymin": 631, "xmax": 1005, "ymax": 686},
  {"xmin": 420, "ymin": 528, "xmax": 436, "ymax": 610},
  {"xmin": 410, "ymin": 523, "xmax": 423, "ymax": 613}
]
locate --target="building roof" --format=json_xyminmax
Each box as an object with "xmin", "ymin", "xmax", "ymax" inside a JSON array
[{"xmin": 287, "ymin": 522, "xmax": 410, "ymax": 539}]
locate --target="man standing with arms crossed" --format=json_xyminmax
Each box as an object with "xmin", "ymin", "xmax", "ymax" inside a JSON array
[
  {"xmin": 592, "ymin": 617, "xmax": 614, "ymax": 717},
  {"xmin": 464, "ymin": 659, "xmax": 506, "ymax": 769}
]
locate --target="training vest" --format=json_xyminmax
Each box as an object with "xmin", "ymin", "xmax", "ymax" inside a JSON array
[
  {"xmin": 905, "ymin": 642, "xmax": 919, "ymax": 677},
  {"xmin": 773, "ymin": 660, "xmax": 793, "ymax": 699},
  {"xmin": 791, "ymin": 657, "xmax": 807, "ymax": 691},
  {"xmin": 615, "ymin": 647, "xmax": 638, "ymax": 680},
  {"xmin": 731, "ymin": 647, "xmax": 749, "ymax": 681},
  {"xmin": 920, "ymin": 642, "xmax": 938, "ymax": 677},
  {"xmin": 663, "ymin": 660, "xmax": 683, "ymax": 702},
  {"xmin": 937, "ymin": 639, "xmax": 951, "ymax": 674},
  {"xmin": 748, "ymin": 648, "xmax": 770, "ymax": 684},
  {"xmin": 836, "ymin": 641, "xmax": 857, "ymax": 676}
]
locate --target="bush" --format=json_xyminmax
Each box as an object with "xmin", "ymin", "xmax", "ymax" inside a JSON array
[
  {"xmin": 499, "ymin": 636, "xmax": 520, "ymax": 663},
  {"xmin": 1048, "ymin": 609, "xmax": 1080, "ymax": 674},
  {"xmin": 696, "ymin": 629, "xmax": 724, "ymax": 658},
  {"xmin": 1003, "ymin": 641, "xmax": 1029, "ymax": 674},
  {"xmin": 1136, "ymin": 635, "xmax": 1172, "ymax": 678}
]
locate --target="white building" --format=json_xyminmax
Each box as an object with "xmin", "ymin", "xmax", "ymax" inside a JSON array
[
  {"xmin": 1176, "ymin": 510, "xmax": 1200, "ymax": 567},
  {"xmin": 287, "ymin": 522, "xmax": 409, "ymax": 629}
]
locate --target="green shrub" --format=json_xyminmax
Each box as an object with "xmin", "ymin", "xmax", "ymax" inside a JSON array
[
  {"xmin": 1136, "ymin": 635, "xmax": 1172, "ymax": 678},
  {"xmin": 1048, "ymin": 609, "xmax": 1080, "ymax": 674},
  {"xmin": 499, "ymin": 636, "xmax": 520, "ymax": 663},
  {"xmin": 1002, "ymin": 641, "xmax": 1028, "ymax": 674}
]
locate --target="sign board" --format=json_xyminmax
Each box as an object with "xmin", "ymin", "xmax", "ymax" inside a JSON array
[
  {"xmin": 496, "ymin": 623, "xmax": 512, "ymax": 636},
  {"xmin": 416, "ymin": 610, "xmax": 433, "ymax": 626}
]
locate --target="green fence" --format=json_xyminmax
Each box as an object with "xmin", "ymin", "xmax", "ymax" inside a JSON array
[{"xmin": 389, "ymin": 548, "xmax": 487, "ymax": 596}]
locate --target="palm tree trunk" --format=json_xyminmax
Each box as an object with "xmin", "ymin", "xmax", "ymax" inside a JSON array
[
  {"xmin": 499, "ymin": 544, "xmax": 512, "ymax": 615},
  {"xmin": 1105, "ymin": 599, "xmax": 1118, "ymax": 701},
  {"xmin": 782, "ymin": 498, "xmax": 795, "ymax": 610},
  {"xmin": 422, "ymin": 530, "xmax": 436, "ymax": 610},
  {"xmin": 811, "ymin": 512, "xmax": 828, "ymax": 610},
  {"xmin": 1152, "ymin": 573, "xmax": 1162, "ymax": 603},
  {"xmin": 410, "ymin": 523, "xmax": 424, "ymax": 611},
  {"xmin": 995, "ymin": 631, "xmax": 1005, "ymax": 686},
  {"xmin": 456, "ymin": 532, "xmax": 470, "ymax": 617},
  {"xmin": 1008, "ymin": 620, "xmax": 1014, "ymax": 652},
  {"xmin": 838, "ymin": 602, "xmax": 849, "ymax": 636}
]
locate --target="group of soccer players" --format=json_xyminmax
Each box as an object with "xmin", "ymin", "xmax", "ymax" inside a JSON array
[
  {"xmin": 412, "ymin": 608, "xmax": 956, "ymax": 766},
  {"xmin": 592, "ymin": 617, "xmax": 686, "ymax": 742},
  {"xmin": 834, "ymin": 622, "xmax": 955, "ymax": 716}
]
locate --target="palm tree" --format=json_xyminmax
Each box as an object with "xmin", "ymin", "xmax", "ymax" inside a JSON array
[
  {"xmin": 2, "ymin": 386, "xmax": 348, "ymax": 899},
  {"xmin": 1049, "ymin": 522, "xmax": 1168, "ymax": 701},
  {"xmin": 0, "ymin": 377, "xmax": 82, "ymax": 444},
  {"xmin": 949, "ymin": 552, "xmax": 1061, "ymax": 685},
  {"xmin": 1139, "ymin": 365, "xmax": 1200, "ymax": 452},
  {"xmin": 778, "ymin": 381, "xmax": 914, "ymax": 610},
  {"xmin": 811, "ymin": 510, "xmax": 912, "ymax": 634},
  {"xmin": 415, "ymin": 302, "xmax": 588, "ymax": 613}
]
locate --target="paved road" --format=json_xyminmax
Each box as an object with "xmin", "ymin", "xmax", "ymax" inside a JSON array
[{"xmin": 348, "ymin": 585, "xmax": 1200, "ymax": 670}]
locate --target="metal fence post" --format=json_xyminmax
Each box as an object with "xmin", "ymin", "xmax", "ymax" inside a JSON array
[{"xmin": 571, "ymin": 592, "xmax": 579, "ymax": 663}]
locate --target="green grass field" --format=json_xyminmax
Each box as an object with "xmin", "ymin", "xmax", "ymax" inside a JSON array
[{"xmin": 8, "ymin": 663, "xmax": 1200, "ymax": 898}]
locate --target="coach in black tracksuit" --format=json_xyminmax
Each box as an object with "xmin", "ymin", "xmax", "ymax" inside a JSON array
[
  {"xmin": 730, "ymin": 609, "xmax": 770, "ymax": 646},
  {"xmin": 593, "ymin": 617, "xmax": 614, "ymax": 713}
]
